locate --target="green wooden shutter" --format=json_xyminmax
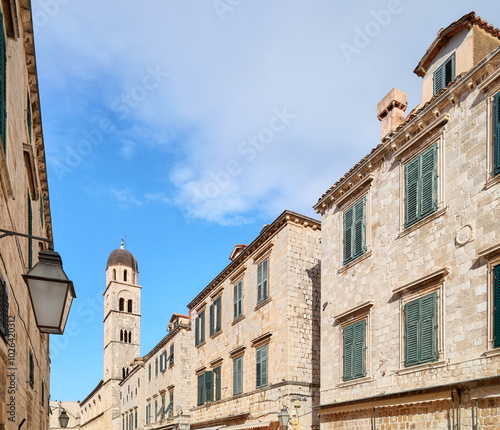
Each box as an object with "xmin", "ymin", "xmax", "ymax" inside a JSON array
[
  {"xmin": 433, "ymin": 65, "xmax": 443, "ymax": 95},
  {"xmin": 405, "ymin": 157, "xmax": 420, "ymax": 227},
  {"xmin": 197, "ymin": 374, "xmax": 205, "ymax": 405},
  {"xmin": 169, "ymin": 391, "xmax": 173, "ymax": 416},
  {"xmin": 195, "ymin": 316, "xmax": 200, "ymax": 345},
  {"xmin": 261, "ymin": 345, "xmax": 268, "ymax": 386},
  {"xmin": 405, "ymin": 299, "xmax": 420, "ymax": 367},
  {"xmin": 343, "ymin": 324, "xmax": 354, "ymax": 380},
  {"xmin": 216, "ymin": 297, "xmax": 222, "ymax": 331},
  {"xmin": 420, "ymin": 144, "xmax": 437, "ymax": 217},
  {"xmin": 256, "ymin": 347, "xmax": 262, "ymax": 387},
  {"xmin": 0, "ymin": 10, "xmax": 6, "ymax": 156},
  {"xmin": 215, "ymin": 367, "xmax": 221, "ymax": 400},
  {"xmin": 200, "ymin": 311, "xmax": 205, "ymax": 342},
  {"xmin": 233, "ymin": 359, "xmax": 238, "ymax": 395},
  {"xmin": 257, "ymin": 263, "xmax": 263, "ymax": 302},
  {"xmin": 205, "ymin": 370, "xmax": 213, "ymax": 402},
  {"xmin": 238, "ymin": 357, "xmax": 243, "ymax": 393},
  {"xmin": 27, "ymin": 89, "xmax": 32, "ymax": 142},
  {"xmin": 494, "ymin": 92, "xmax": 500, "ymax": 176},
  {"xmin": 0, "ymin": 275, "xmax": 7, "ymax": 337},
  {"xmin": 170, "ymin": 344, "xmax": 174, "ymax": 366},
  {"xmin": 353, "ymin": 321, "xmax": 366, "ymax": 379},
  {"xmin": 238, "ymin": 281, "xmax": 243, "ymax": 316},
  {"xmin": 28, "ymin": 190, "xmax": 33, "ymax": 269},
  {"xmin": 353, "ymin": 197, "xmax": 366, "ymax": 258},
  {"xmin": 420, "ymin": 292, "xmax": 437, "ymax": 363},
  {"xmin": 29, "ymin": 350, "xmax": 34, "ymax": 388},
  {"xmin": 209, "ymin": 303, "xmax": 215, "ymax": 336},
  {"xmin": 234, "ymin": 283, "xmax": 238, "ymax": 319},
  {"xmin": 494, "ymin": 265, "xmax": 500, "ymax": 348},
  {"xmin": 262, "ymin": 259, "xmax": 269, "ymax": 299},
  {"xmin": 343, "ymin": 206, "xmax": 354, "ymax": 263},
  {"xmin": 444, "ymin": 54, "xmax": 455, "ymax": 87}
]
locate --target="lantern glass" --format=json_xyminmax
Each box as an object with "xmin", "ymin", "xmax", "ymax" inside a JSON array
[
  {"xmin": 23, "ymin": 250, "xmax": 76, "ymax": 334},
  {"xmin": 59, "ymin": 410, "xmax": 70, "ymax": 428},
  {"xmin": 278, "ymin": 407, "xmax": 289, "ymax": 428}
]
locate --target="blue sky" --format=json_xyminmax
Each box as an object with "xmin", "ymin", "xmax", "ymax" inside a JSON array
[{"xmin": 33, "ymin": 0, "xmax": 500, "ymax": 400}]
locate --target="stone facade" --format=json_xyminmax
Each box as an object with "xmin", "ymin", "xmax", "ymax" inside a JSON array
[
  {"xmin": 314, "ymin": 12, "xmax": 500, "ymax": 430},
  {"xmin": 187, "ymin": 211, "xmax": 321, "ymax": 430},
  {"xmin": 0, "ymin": 1, "xmax": 56, "ymax": 429},
  {"xmin": 49, "ymin": 401, "xmax": 81, "ymax": 430}
]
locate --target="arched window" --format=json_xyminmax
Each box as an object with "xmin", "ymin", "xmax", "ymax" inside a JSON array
[
  {"xmin": 128, "ymin": 331, "xmax": 132, "ymax": 343},
  {"xmin": 119, "ymin": 298, "xmax": 124, "ymax": 311},
  {"xmin": 124, "ymin": 270, "xmax": 128, "ymax": 282},
  {"xmin": 128, "ymin": 299, "xmax": 133, "ymax": 313},
  {"xmin": 126, "ymin": 368, "xmax": 129, "ymax": 376},
  {"xmin": 120, "ymin": 329, "xmax": 123, "ymax": 342},
  {"xmin": 113, "ymin": 269, "xmax": 116, "ymax": 280},
  {"xmin": 122, "ymin": 368, "xmax": 126, "ymax": 379}
]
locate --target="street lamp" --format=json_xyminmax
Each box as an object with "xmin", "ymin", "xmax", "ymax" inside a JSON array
[
  {"xmin": 278, "ymin": 407, "xmax": 290, "ymax": 429},
  {"xmin": 22, "ymin": 248, "xmax": 76, "ymax": 334},
  {"xmin": 58, "ymin": 410, "xmax": 70, "ymax": 428}
]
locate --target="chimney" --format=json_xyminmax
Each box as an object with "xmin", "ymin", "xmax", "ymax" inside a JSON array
[{"xmin": 377, "ymin": 88, "xmax": 408, "ymax": 139}]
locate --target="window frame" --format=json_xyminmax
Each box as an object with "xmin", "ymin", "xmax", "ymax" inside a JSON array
[
  {"xmin": 214, "ymin": 366, "xmax": 222, "ymax": 401},
  {"xmin": 195, "ymin": 309, "xmax": 206, "ymax": 346},
  {"xmin": 342, "ymin": 319, "xmax": 367, "ymax": 381},
  {"xmin": 210, "ymin": 295, "xmax": 222, "ymax": 336},
  {"xmin": 232, "ymin": 356, "xmax": 243, "ymax": 395},
  {"xmin": 485, "ymin": 84, "xmax": 500, "ymax": 185},
  {"xmin": 342, "ymin": 195, "xmax": 367, "ymax": 265},
  {"xmin": 433, "ymin": 53, "xmax": 455, "ymax": 95},
  {"xmin": 255, "ymin": 345, "xmax": 268, "ymax": 388},
  {"xmin": 256, "ymin": 258, "xmax": 269, "ymax": 304},
  {"xmin": 233, "ymin": 279, "xmax": 243, "ymax": 320}
]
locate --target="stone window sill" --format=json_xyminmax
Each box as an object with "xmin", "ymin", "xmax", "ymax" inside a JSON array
[
  {"xmin": 254, "ymin": 296, "xmax": 272, "ymax": 311},
  {"xmin": 232, "ymin": 315, "xmax": 246, "ymax": 326},
  {"xmin": 210, "ymin": 330, "xmax": 222, "ymax": 340},
  {"xmin": 398, "ymin": 207, "xmax": 447, "ymax": 239},
  {"xmin": 395, "ymin": 359, "xmax": 446, "ymax": 375},
  {"xmin": 338, "ymin": 375, "xmax": 374, "ymax": 388},
  {"xmin": 338, "ymin": 250, "xmax": 372, "ymax": 274},
  {"xmin": 482, "ymin": 348, "xmax": 500, "ymax": 358},
  {"xmin": 485, "ymin": 174, "xmax": 500, "ymax": 190},
  {"xmin": 195, "ymin": 340, "xmax": 206, "ymax": 349}
]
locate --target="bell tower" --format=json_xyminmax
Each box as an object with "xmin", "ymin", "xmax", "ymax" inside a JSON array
[{"xmin": 103, "ymin": 239, "xmax": 141, "ymax": 382}]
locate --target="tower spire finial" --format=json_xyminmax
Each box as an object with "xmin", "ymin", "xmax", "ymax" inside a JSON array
[{"xmin": 120, "ymin": 237, "xmax": 124, "ymax": 249}]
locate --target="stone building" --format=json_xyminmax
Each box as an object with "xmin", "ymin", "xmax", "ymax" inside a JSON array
[
  {"xmin": 0, "ymin": 0, "xmax": 60, "ymax": 429},
  {"xmin": 49, "ymin": 401, "xmax": 81, "ymax": 430},
  {"xmin": 314, "ymin": 12, "xmax": 500, "ymax": 430},
  {"xmin": 119, "ymin": 313, "xmax": 191, "ymax": 430},
  {"xmin": 78, "ymin": 242, "xmax": 141, "ymax": 430},
  {"xmin": 187, "ymin": 210, "xmax": 321, "ymax": 430}
]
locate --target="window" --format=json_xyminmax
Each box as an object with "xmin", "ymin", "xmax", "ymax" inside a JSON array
[
  {"xmin": 27, "ymin": 89, "xmax": 32, "ymax": 142},
  {"xmin": 405, "ymin": 292, "xmax": 438, "ymax": 367},
  {"xmin": 234, "ymin": 280, "xmax": 243, "ymax": 319},
  {"xmin": 433, "ymin": 53, "xmax": 455, "ymax": 95},
  {"xmin": 493, "ymin": 265, "xmax": 500, "ymax": 349},
  {"xmin": 257, "ymin": 259, "xmax": 269, "ymax": 303},
  {"xmin": 256, "ymin": 345, "xmax": 268, "ymax": 388},
  {"xmin": 169, "ymin": 344, "xmax": 174, "ymax": 367},
  {"xmin": 195, "ymin": 310, "xmax": 205, "ymax": 346},
  {"xmin": 134, "ymin": 409, "xmax": 137, "ymax": 429},
  {"xmin": 124, "ymin": 270, "xmax": 128, "ymax": 282},
  {"xmin": 154, "ymin": 399, "xmax": 158, "ymax": 422},
  {"xmin": 214, "ymin": 366, "xmax": 221, "ymax": 401},
  {"xmin": 161, "ymin": 394, "xmax": 165, "ymax": 420},
  {"xmin": 343, "ymin": 196, "xmax": 366, "ymax": 264},
  {"xmin": 119, "ymin": 298, "xmax": 124, "ymax": 311},
  {"xmin": 197, "ymin": 373, "xmax": 205, "ymax": 406},
  {"xmin": 27, "ymin": 191, "xmax": 33, "ymax": 269},
  {"xmin": 148, "ymin": 363, "xmax": 151, "ymax": 381},
  {"xmin": 0, "ymin": 274, "xmax": 8, "ymax": 338},
  {"xmin": 155, "ymin": 357, "xmax": 158, "ymax": 377},
  {"xmin": 128, "ymin": 299, "xmax": 133, "ymax": 313},
  {"xmin": 120, "ymin": 330, "xmax": 124, "ymax": 342},
  {"xmin": 146, "ymin": 404, "xmax": 151, "ymax": 425},
  {"xmin": 197, "ymin": 371, "xmax": 213, "ymax": 405},
  {"xmin": 41, "ymin": 381, "xmax": 45, "ymax": 406},
  {"xmin": 210, "ymin": 296, "xmax": 222, "ymax": 336},
  {"xmin": 29, "ymin": 350, "xmax": 34, "ymax": 388},
  {"xmin": 129, "ymin": 414, "xmax": 133, "ymax": 430},
  {"xmin": 113, "ymin": 269, "xmax": 117, "ymax": 281},
  {"xmin": 233, "ymin": 356, "xmax": 243, "ymax": 395},
  {"xmin": 404, "ymin": 143, "xmax": 437, "ymax": 227},
  {"xmin": 494, "ymin": 92, "xmax": 500, "ymax": 177},
  {"xmin": 0, "ymin": 9, "xmax": 6, "ymax": 155},
  {"xmin": 160, "ymin": 351, "xmax": 166, "ymax": 372},
  {"xmin": 168, "ymin": 391, "xmax": 174, "ymax": 417},
  {"xmin": 342, "ymin": 320, "xmax": 366, "ymax": 381}
]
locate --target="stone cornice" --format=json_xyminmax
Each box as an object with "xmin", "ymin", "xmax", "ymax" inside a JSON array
[
  {"xmin": 142, "ymin": 323, "xmax": 190, "ymax": 362},
  {"xmin": 20, "ymin": 0, "xmax": 53, "ymax": 242},
  {"xmin": 314, "ymin": 47, "xmax": 500, "ymax": 215},
  {"xmin": 186, "ymin": 210, "xmax": 320, "ymax": 310}
]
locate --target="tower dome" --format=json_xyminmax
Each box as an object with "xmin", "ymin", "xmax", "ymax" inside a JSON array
[{"xmin": 106, "ymin": 239, "xmax": 138, "ymax": 271}]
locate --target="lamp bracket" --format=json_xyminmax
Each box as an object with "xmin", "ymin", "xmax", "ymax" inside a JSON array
[{"xmin": 0, "ymin": 228, "xmax": 52, "ymax": 243}]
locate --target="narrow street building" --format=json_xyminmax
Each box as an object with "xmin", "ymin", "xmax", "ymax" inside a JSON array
[
  {"xmin": 314, "ymin": 12, "xmax": 500, "ymax": 430},
  {"xmin": 0, "ymin": 0, "xmax": 58, "ymax": 428},
  {"xmin": 187, "ymin": 210, "xmax": 321, "ymax": 430}
]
